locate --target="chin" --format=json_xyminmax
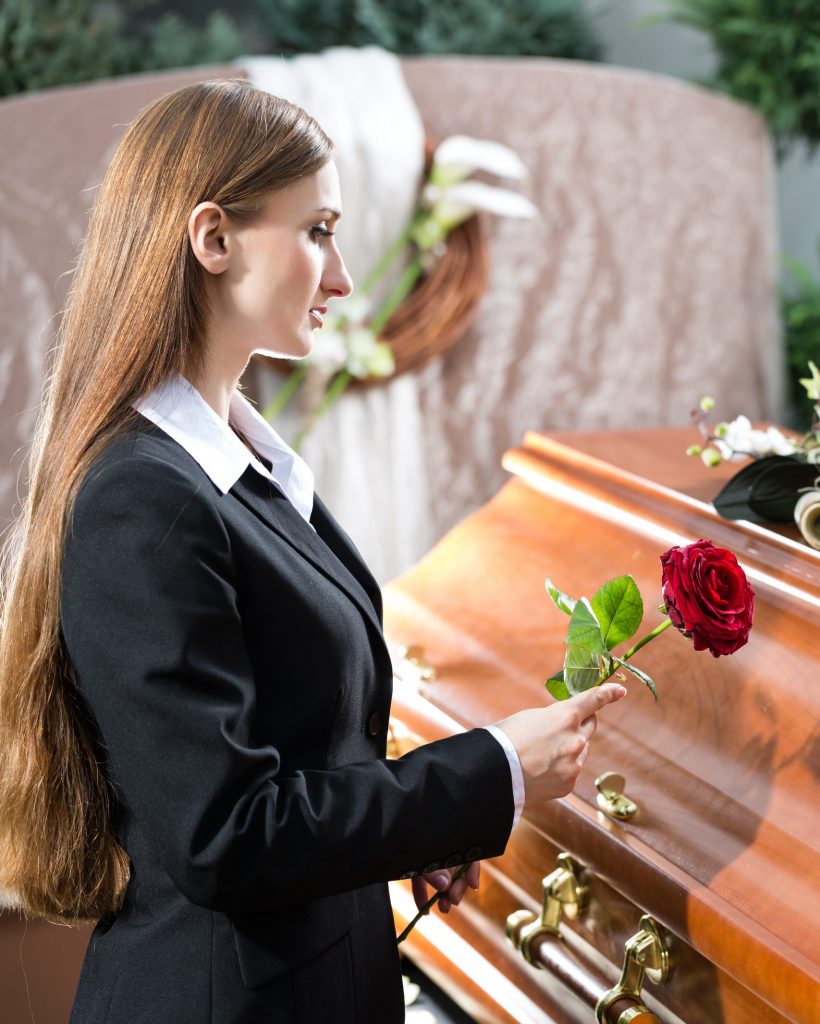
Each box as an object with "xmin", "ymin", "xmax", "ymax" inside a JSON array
[{"xmin": 253, "ymin": 335, "xmax": 314, "ymax": 361}]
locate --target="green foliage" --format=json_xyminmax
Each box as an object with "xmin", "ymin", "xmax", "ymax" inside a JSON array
[
  {"xmin": 253, "ymin": 0, "xmax": 601, "ymax": 60},
  {"xmin": 545, "ymin": 574, "xmax": 655, "ymax": 700},
  {"xmin": 590, "ymin": 575, "xmax": 643, "ymax": 649},
  {"xmin": 545, "ymin": 577, "xmax": 577, "ymax": 616},
  {"xmin": 146, "ymin": 10, "xmax": 243, "ymax": 71},
  {"xmin": 0, "ymin": 0, "xmax": 244, "ymax": 97},
  {"xmin": 657, "ymin": 0, "xmax": 820, "ymax": 157},
  {"xmin": 781, "ymin": 255, "xmax": 820, "ymax": 428},
  {"xmin": 1, "ymin": 0, "xmax": 599, "ymax": 97}
]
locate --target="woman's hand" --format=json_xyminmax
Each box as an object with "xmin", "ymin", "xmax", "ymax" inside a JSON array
[
  {"xmin": 406, "ymin": 685, "xmax": 626, "ymax": 919},
  {"xmin": 494, "ymin": 683, "xmax": 627, "ymax": 807},
  {"xmin": 411, "ymin": 861, "xmax": 480, "ymax": 915}
]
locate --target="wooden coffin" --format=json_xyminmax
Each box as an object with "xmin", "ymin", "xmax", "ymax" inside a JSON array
[{"xmin": 384, "ymin": 428, "xmax": 820, "ymax": 1024}]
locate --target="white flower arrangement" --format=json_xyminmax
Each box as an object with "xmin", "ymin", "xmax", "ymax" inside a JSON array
[{"xmin": 686, "ymin": 364, "xmax": 820, "ymax": 544}]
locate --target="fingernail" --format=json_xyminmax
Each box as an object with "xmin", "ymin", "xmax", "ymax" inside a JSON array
[{"xmin": 432, "ymin": 873, "xmax": 449, "ymax": 890}]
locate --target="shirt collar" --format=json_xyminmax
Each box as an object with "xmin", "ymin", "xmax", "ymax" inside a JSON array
[{"xmin": 134, "ymin": 374, "xmax": 314, "ymax": 523}]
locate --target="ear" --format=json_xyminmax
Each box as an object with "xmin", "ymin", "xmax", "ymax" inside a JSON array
[{"xmin": 188, "ymin": 201, "xmax": 231, "ymax": 275}]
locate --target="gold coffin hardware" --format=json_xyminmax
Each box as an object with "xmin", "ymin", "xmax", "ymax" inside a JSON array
[
  {"xmin": 595, "ymin": 771, "xmax": 638, "ymax": 821},
  {"xmin": 399, "ymin": 644, "xmax": 436, "ymax": 682},
  {"xmin": 595, "ymin": 915, "xmax": 671, "ymax": 1024},
  {"xmin": 505, "ymin": 852, "xmax": 587, "ymax": 965}
]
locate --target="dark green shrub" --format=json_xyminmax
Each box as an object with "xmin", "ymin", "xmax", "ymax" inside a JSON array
[
  {"xmin": 0, "ymin": 0, "xmax": 244, "ymax": 97},
  {"xmin": 253, "ymin": 0, "xmax": 601, "ymax": 60},
  {"xmin": 781, "ymin": 256, "xmax": 820, "ymax": 428},
  {"xmin": 658, "ymin": 1, "xmax": 820, "ymax": 157}
]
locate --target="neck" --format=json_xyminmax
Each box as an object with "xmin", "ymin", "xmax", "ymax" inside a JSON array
[{"xmin": 190, "ymin": 338, "xmax": 252, "ymax": 424}]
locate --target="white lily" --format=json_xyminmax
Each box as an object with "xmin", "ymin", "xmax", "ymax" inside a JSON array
[
  {"xmin": 431, "ymin": 134, "xmax": 529, "ymax": 186},
  {"xmin": 411, "ymin": 181, "xmax": 538, "ymax": 250},
  {"xmin": 424, "ymin": 180, "xmax": 538, "ymax": 222}
]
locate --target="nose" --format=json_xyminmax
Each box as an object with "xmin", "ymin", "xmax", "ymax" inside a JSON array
[{"xmin": 322, "ymin": 248, "xmax": 354, "ymax": 299}]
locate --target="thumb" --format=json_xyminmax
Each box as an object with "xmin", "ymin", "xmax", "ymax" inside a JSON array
[{"xmin": 569, "ymin": 682, "xmax": 627, "ymax": 720}]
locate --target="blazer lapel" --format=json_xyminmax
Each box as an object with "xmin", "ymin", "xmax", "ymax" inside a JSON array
[
  {"xmin": 230, "ymin": 469, "xmax": 384, "ymax": 639},
  {"xmin": 309, "ymin": 495, "xmax": 383, "ymax": 621}
]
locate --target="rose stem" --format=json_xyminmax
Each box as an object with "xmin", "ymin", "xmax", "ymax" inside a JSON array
[
  {"xmin": 620, "ymin": 617, "xmax": 673, "ymax": 662},
  {"xmin": 396, "ymin": 862, "xmax": 471, "ymax": 946}
]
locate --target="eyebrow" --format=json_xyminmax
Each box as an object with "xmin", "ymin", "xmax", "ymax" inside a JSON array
[{"xmin": 314, "ymin": 207, "xmax": 342, "ymax": 220}]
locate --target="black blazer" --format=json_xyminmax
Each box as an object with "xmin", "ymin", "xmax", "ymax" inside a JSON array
[{"xmin": 61, "ymin": 421, "xmax": 514, "ymax": 1024}]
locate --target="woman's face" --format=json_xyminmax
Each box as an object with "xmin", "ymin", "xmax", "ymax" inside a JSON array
[{"xmin": 215, "ymin": 160, "xmax": 353, "ymax": 361}]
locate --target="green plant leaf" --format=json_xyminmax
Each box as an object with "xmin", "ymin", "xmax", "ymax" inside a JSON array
[
  {"xmin": 590, "ymin": 575, "xmax": 644, "ymax": 649},
  {"xmin": 545, "ymin": 670, "xmax": 571, "ymax": 701},
  {"xmin": 564, "ymin": 597, "xmax": 608, "ymax": 651},
  {"xmin": 563, "ymin": 645, "xmax": 612, "ymax": 695},
  {"xmin": 612, "ymin": 656, "xmax": 658, "ymax": 702},
  {"xmin": 545, "ymin": 577, "xmax": 576, "ymax": 615}
]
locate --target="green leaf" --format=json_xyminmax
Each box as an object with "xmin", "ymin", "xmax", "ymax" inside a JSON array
[
  {"xmin": 545, "ymin": 670, "xmax": 570, "ymax": 701},
  {"xmin": 545, "ymin": 577, "xmax": 576, "ymax": 615},
  {"xmin": 564, "ymin": 597, "xmax": 608, "ymax": 652},
  {"xmin": 612, "ymin": 656, "xmax": 658, "ymax": 702},
  {"xmin": 563, "ymin": 645, "xmax": 612, "ymax": 695},
  {"xmin": 590, "ymin": 575, "xmax": 644, "ymax": 649}
]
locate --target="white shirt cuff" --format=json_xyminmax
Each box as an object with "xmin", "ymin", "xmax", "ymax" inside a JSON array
[{"xmin": 483, "ymin": 725, "xmax": 524, "ymax": 830}]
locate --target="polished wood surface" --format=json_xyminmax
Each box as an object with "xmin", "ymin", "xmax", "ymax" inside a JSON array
[{"xmin": 385, "ymin": 428, "xmax": 820, "ymax": 1024}]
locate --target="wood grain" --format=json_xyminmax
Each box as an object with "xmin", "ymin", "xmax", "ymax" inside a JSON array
[{"xmin": 385, "ymin": 428, "xmax": 820, "ymax": 1024}]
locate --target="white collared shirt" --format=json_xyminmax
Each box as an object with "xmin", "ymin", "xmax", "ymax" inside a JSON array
[
  {"xmin": 135, "ymin": 373, "xmax": 314, "ymax": 523},
  {"xmin": 134, "ymin": 373, "xmax": 524, "ymax": 831}
]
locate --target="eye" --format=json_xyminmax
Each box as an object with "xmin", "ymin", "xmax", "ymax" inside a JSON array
[{"xmin": 310, "ymin": 224, "xmax": 334, "ymax": 242}]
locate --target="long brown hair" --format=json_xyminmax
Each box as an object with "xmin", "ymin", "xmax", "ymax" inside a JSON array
[{"xmin": 0, "ymin": 79, "xmax": 334, "ymax": 921}]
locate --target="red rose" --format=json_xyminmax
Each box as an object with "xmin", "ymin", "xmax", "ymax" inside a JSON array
[{"xmin": 660, "ymin": 540, "xmax": 754, "ymax": 657}]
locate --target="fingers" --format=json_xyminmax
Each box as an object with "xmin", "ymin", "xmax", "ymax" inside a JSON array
[
  {"xmin": 427, "ymin": 868, "xmax": 454, "ymax": 892},
  {"xmin": 411, "ymin": 874, "xmax": 429, "ymax": 912},
  {"xmin": 411, "ymin": 863, "xmax": 480, "ymax": 915},
  {"xmin": 570, "ymin": 682, "xmax": 627, "ymax": 721}
]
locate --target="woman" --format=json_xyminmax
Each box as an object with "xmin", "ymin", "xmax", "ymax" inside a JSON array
[{"xmin": 0, "ymin": 80, "xmax": 624, "ymax": 1023}]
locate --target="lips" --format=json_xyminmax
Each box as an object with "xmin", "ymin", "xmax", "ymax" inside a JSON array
[{"xmin": 309, "ymin": 306, "xmax": 327, "ymax": 328}]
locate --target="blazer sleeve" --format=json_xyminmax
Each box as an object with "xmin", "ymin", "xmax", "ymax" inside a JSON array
[{"xmin": 61, "ymin": 448, "xmax": 514, "ymax": 914}]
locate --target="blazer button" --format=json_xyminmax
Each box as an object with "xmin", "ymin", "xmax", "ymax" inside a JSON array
[
  {"xmin": 465, "ymin": 846, "xmax": 482, "ymax": 861},
  {"xmin": 399, "ymin": 871, "xmax": 416, "ymax": 880},
  {"xmin": 443, "ymin": 854, "xmax": 462, "ymax": 869},
  {"xmin": 422, "ymin": 862, "xmax": 439, "ymax": 874},
  {"xmin": 367, "ymin": 711, "xmax": 382, "ymax": 737}
]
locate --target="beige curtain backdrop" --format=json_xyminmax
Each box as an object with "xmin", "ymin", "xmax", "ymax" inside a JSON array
[{"xmin": 0, "ymin": 56, "xmax": 780, "ymax": 574}]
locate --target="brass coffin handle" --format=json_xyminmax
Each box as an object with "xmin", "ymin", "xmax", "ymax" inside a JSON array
[
  {"xmin": 595, "ymin": 772, "xmax": 637, "ymax": 821},
  {"xmin": 507, "ymin": 858, "xmax": 672, "ymax": 1023},
  {"xmin": 596, "ymin": 915, "xmax": 671, "ymax": 1024},
  {"xmin": 505, "ymin": 852, "xmax": 587, "ymax": 965}
]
